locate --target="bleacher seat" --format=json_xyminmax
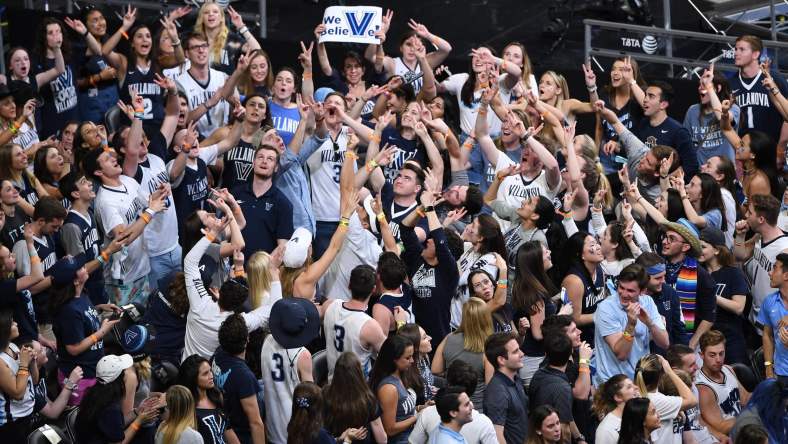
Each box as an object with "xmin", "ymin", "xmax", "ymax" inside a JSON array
[
  {"xmin": 312, "ymin": 349, "xmax": 328, "ymax": 386},
  {"xmin": 27, "ymin": 424, "xmax": 71, "ymax": 444}
]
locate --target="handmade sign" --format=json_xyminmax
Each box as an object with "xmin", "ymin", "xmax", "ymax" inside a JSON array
[{"xmin": 318, "ymin": 6, "xmax": 382, "ymax": 45}]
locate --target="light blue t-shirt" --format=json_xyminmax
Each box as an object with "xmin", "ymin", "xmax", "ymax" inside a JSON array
[
  {"xmin": 429, "ymin": 423, "xmax": 468, "ymax": 444},
  {"xmin": 701, "ymin": 208, "xmax": 723, "ymax": 230},
  {"xmin": 682, "ymin": 103, "xmax": 740, "ymax": 165},
  {"xmin": 757, "ymin": 291, "xmax": 788, "ymax": 377},
  {"xmin": 592, "ymin": 293, "xmax": 665, "ymax": 386},
  {"xmin": 269, "ymin": 100, "xmax": 301, "ymax": 147}
]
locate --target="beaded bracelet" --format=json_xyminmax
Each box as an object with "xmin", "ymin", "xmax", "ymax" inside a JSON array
[
  {"xmin": 366, "ymin": 160, "xmax": 379, "ymax": 173},
  {"xmin": 376, "ymin": 213, "xmax": 386, "ymax": 222}
]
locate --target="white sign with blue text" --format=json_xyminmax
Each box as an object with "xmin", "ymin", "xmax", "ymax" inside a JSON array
[{"xmin": 318, "ymin": 6, "xmax": 382, "ymax": 45}]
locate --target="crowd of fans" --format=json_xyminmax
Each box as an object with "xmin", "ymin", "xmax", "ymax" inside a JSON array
[{"xmin": 0, "ymin": 2, "xmax": 787, "ymax": 444}]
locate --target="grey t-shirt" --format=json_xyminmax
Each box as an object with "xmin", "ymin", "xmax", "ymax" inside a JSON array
[{"xmin": 155, "ymin": 427, "xmax": 204, "ymax": 444}]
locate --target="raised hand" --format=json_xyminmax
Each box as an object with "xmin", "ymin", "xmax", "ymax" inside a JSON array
[
  {"xmin": 236, "ymin": 50, "xmax": 252, "ymax": 72},
  {"xmin": 314, "ymin": 24, "xmax": 326, "ymax": 41},
  {"xmin": 582, "ymin": 61, "xmax": 596, "ymax": 87},
  {"xmin": 153, "ymin": 73, "xmax": 176, "ymax": 93},
  {"xmin": 602, "ymin": 139, "xmax": 620, "ymax": 156},
  {"xmin": 22, "ymin": 99, "xmax": 36, "ymax": 119},
  {"xmin": 227, "ymin": 6, "xmax": 245, "ymax": 29},
  {"xmin": 407, "ymin": 19, "xmax": 431, "ymax": 38},
  {"xmin": 621, "ymin": 56, "xmax": 634, "ymax": 83},
  {"xmin": 64, "ymin": 17, "xmax": 88, "ymax": 36},
  {"xmin": 375, "ymin": 110, "xmax": 394, "ymax": 131},
  {"xmin": 564, "ymin": 120, "xmax": 577, "ymax": 144},
  {"xmin": 159, "ymin": 15, "xmax": 178, "ymax": 41},
  {"xmin": 298, "ymin": 41, "xmax": 314, "ymax": 70},
  {"xmin": 443, "ymin": 207, "xmax": 467, "ymax": 226},
  {"xmin": 167, "ymin": 5, "xmax": 192, "ymax": 22},
  {"xmin": 481, "ymin": 85, "xmax": 498, "ymax": 106},
  {"xmin": 121, "ymin": 6, "xmax": 137, "ymax": 31},
  {"xmin": 381, "ymin": 9, "xmax": 394, "ymax": 34},
  {"xmin": 116, "ymin": 99, "xmax": 136, "ymax": 120},
  {"xmin": 659, "ymin": 151, "xmax": 674, "ymax": 178},
  {"xmin": 414, "ymin": 121, "xmax": 429, "ymax": 139}
]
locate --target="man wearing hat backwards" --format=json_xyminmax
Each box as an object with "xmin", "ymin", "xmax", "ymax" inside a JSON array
[
  {"xmin": 261, "ymin": 298, "xmax": 319, "ymax": 444},
  {"xmin": 660, "ymin": 218, "xmax": 717, "ymax": 350}
]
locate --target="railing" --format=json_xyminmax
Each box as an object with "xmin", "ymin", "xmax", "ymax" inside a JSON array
[{"xmin": 584, "ymin": 18, "xmax": 788, "ymax": 77}]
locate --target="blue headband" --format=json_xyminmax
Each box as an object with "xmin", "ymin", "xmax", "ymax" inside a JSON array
[{"xmin": 646, "ymin": 263, "xmax": 666, "ymax": 275}]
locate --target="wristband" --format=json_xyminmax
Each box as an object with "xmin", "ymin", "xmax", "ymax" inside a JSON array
[
  {"xmin": 578, "ymin": 358, "xmax": 590, "ymax": 366},
  {"xmin": 496, "ymin": 279, "xmax": 508, "ymax": 289},
  {"xmin": 578, "ymin": 367, "xmax": 591, "ymax": 374},
  {"xmin": 140, "ymin": 212, "xmax": 152, "ymax": 224},
  {"xmin": 587, "ymin": 85, "xmax": 597, "ymax": 93},
  {"xmin": 100, "ymin": 250, "xmax": 111, "ymax": 262},
  {"xmin": 376, "ymin": 212, "xmax": 386, "ymax": 222},
  {"xmin": 204, "ymin": 233, "xmax": 216, "ymax": 243},
  {"xmin": 129, "ymin": 421, "xmax": 141, "ymax": 431},
  {"xmin": 396, "ymin": 320, "xmax": 406, "ymax": 331},
  {"xmin": 145, "ymin": 208, "xmax": 157, "ymax": 217},
  {"xmin": 338, "ymin": 219, "xmax": 350, "ymax": 228},
  {"xmin": 233, "ymin": 269, "xmax": 245, "ymax": 278},
  {"xmin": 238, "ymin": 26, "xmax": 249, "ymax": 35},
  {"xmin": 302, "ymin": 72, "xmax": 313, "ymax": 80},
  {"xmin": 344, "ymin": 151, "xmax": 358, "ymax": 161},
  {"xmin": 134, "ymin": 112, "xmax": 144, "ymax": 120},
  {"xmin": 415, "ymin": 208, "xmax": 426, "ymax": 218},
  {"xmin": 622, "ymin": 331, "xmax": 634, "ymax": 341},
  {"xmin": 89, "ymin": 75, "xmax": 98, "ymax": 87},
  {"xmin": 366, "ymin": 160, "xmax": 379, "ymax": 173},
  {"xmin": 18, "ymin": 369, "xmax": 29, "ymax": 377},
  {"xmin": 462, "ymin": 139, "xmax": 474, "ymax": 151},
  {"xmin": 171, "ymin": 39, "xmax": 181, "ymax": 46},
  {"xmin": 370, "ymin": 134, "xmax": 382, "ymax": 143},
  {"xmin": 423, "ymin": 205, "xmax": 435, "ymax": 213},
  {"xmin": 90, "ymin": 334, "xmax": 99, "ymax": 344},
  {"xmin": 500, "ymin": 60, "xmax": 507, "ymax": 71},
  {"xmin": 30, "ymin": 256, "xmax": 41, "ymax": 265},
  {"xmin": 121, "ymin": 31, "xmax": 129, "ymax": 40},
  {"xmin": 96, "ymin": 254, "xmax": 106, "ymax": 266},
  {"xmin": 478, "ymin": 106, "xmax": 488, "ymax": 116},
  {"xmin": 765, "ymin": 361, "xmax": 773, "ymax": 366}
]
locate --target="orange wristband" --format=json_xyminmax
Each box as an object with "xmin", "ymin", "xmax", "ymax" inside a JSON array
[
  {"xmin": 578, "ymin": 367, "xmax": 591, "ymax": 374},
  {"xmin": 100, "ymin": 250, "xmax": 111, "ymax": 262},
  {"xmin": 30, "ymin": 256, "xmax": 41, "ymax": 265},
  {"xmin": 129, "ymin": 421, "xmax": 140, "ymax": 431},
  {"xmin": 205, "ymin": 233, "xmax": 216, "ymax": 243},
  {"xmin": 90, "ymin": 334, "xmax": 99, "ymax": 344},
  {"xmin": 140, "ymin": 212, "xmax": 152, "ymax": 224},
  {"xmin": 121, "ymin": 31, "xmax": 129, "ymax": 40},
  {"xmin": 302, "ymin": 72, "xmax": 313, "ymax": 80}
]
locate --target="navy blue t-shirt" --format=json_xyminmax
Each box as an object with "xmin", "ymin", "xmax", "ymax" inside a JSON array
[
  {"xmin": 35, "ymin": 58, "xmax": 79, "ymax": 138},
  {"xmin": 212, "ymin": 348, "xmax": 262, "ymax": 437},
  {"xmin": 380, "ymin": 182, "xmax": 428, "ymax": 244},
  {"xmin": 401, "ymin": 226, "xmax": 458, "ymax": 349},
  {"xmin": 52, "ymin": 295, "xmax": 104, "ymax": 378},
  {"xmin": 76, "ymin": 402, "xmax": 125, "ymax": 444},
  {"xmin": 729, "ymin": 69, "xmax": 788, "ymax": 141},
  {"xmin": 380, "ymin": 127, "xmax": 426, "ymax": 183},
  {"xmin": 0, "ymin": 278, "xmax": 37, "ymax": 343},
  {"xmin": 635, "ymin": 116, "xmax": 697, "ymax": 178},
  {"xmin": 232, "ymin": 183, "xmax": 294, "ymax": 259},
  {"xmin": 143, "ymin": 289, "xmax": 186, "ymax": 364},
  {"xmin": 711, "ymin": 266, "xmax": 748, "ymax": 340}
]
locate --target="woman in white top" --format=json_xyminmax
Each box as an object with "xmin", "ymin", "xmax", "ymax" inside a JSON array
[
  {"xmin": 636, "ymin": 354, "xmax": 698, "ymax": 444},
  {"xmin": 593, "ymin": 374, "xmax": 641, "ymax": 444},
  {"xmin": 0, "ymin": 311, "xmax": 34, "ymax": 440},
  {"xmin": 156, "ymin": 385, "xmax": 204, "ymax": 444},
  {"xmin": 364, "ymin": 12, "xmax": 452, "ymax": 96}
]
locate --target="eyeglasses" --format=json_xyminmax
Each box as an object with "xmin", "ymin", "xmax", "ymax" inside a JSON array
[
  {"xmin": 664, "ymin": 234, "xmax": 686, "ymax": 244},
  {"xmin": 189, "ymin": 43, "xmax": 209, "ymax": 51},
  {"xmin": 472, "ymin": 279, "xmax": 491, "ymax": 290}
]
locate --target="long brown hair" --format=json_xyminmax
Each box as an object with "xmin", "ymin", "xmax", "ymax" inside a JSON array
[
  {"xmin": 240, "ymin": 49, "xmax": 274, "ymax": 96},
  {"xmin": 512, "ymin": 241, "xmax": 556, "ymax": 316},
  {"xmin": 287, "ymin": 382, "xmax": 324, "ymax": 444},
  {"xmin": 323, "ymin": 352, "xmax": 377, "ymax": 436},
  {"xmin": 592, "ymin": 374, "xmax": 630, "ymax": 418}
]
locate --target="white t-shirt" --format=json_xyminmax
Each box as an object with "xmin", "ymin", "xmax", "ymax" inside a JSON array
[
  {"xmin": 175, "ymin": 67, "xmax": 229, "ymax": 137},
  {"xmin": 13, "ymin": 122, "xmax": 39, "ymax": 150},
  {"xmin": 595, "ymin": 412, "xmax": 621, "ymax": 444},
  {"xmin": 320, "ymin": 213, "xmax": 382, "ymax": 301},
  {"xmin": 745, "ymin": 233, "xmax": 788, "ymax": 327},
  {"xmin": 95, "ymin": 175, "xmax": 150, "ymax": 282},
  {"xmin": 182, "ymin": 237, "xmax": 281, "ymax": 360},
  {"xmin": 452, "ymin": 248, "xmax": 498, "ymax": 329},
  {"xmin": 261, "ymin": 336, "xmax": 307, "ymax": 444},
  {"xmin": 440, "ymin": 73, "xmax": 511, "ymax": 135},
  {"xmin": 138, "ymin": 154, "xmax": 179, "ymax": 256},
  {"xmin": 721, "ymin": 188, "xmax": 736, "ymax": 248},
  {"xmin": 647, "ymin": 391, "xmax": 683, "ymax": 444},
  {"xmin": 409, "ymin": 407, "xmax": 498, "ymax": 444},
  {"xmin": 306, "ymin": 126, "xmax": 354, "ymax": 222},
  {"xmin": 495, "ymin": 152, "xmax": 562, "ymax": 205}
]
